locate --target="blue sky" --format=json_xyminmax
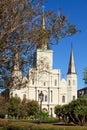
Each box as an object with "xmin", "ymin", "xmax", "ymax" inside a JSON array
[{"xmin": 45, "ymin": 0, "xmax": 87, "ymax": 89}]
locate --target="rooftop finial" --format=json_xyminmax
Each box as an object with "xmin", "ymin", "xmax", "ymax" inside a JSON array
[{"xmin": 42, "ymin": 5, "xmax": 46, "ymax": 30}]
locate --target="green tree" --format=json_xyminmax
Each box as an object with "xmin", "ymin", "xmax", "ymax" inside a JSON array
[
  {"xmin": 54, "ymin": 105, "xmax": 63, "ymax": 121},
  {"xmin": 65, "ymin": 101, "xmax": 77, "ymax": 124},
  {"xmin": 19, "ymin": 98, "xmax": 28, "ymax": 119},
  {"xmin": 65, "ymin": 96, "xmax": 87, "ymax": 125},
  {"xmin": 73, "ymin": 96, "xmax": 87, "ymax": 125},
  {"xmin": 0, "ymin": 95, "xmax": 7, "ymax": 115},
  {"xmin": 8, "ymin": 96, "xmax": 21, "ymax": 119},
  {"xmin": 55, "ymin": 96, "xmax": 87, "ymax": 125},
  {"xmin": 27, "ymin": 100, "xmax": 39, "ymax": 119}
]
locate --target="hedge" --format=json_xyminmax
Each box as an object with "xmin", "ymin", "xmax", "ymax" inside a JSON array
[
  {"xmin": 0, "ymin": 120, "xmax": 87, "ymax": 130},
  {"xmin": 7, "ymin": 122, "xmax": 87, "ymax": 130}
]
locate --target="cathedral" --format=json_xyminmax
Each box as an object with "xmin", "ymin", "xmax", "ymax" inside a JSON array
[{"xmin": 10, "ymin": 15, "xmax": 77, "ymax": 117}]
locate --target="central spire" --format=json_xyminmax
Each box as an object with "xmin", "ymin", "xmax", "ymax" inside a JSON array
[
  {"xmin": 37, "ymin": 6, "xmax": 49, "ymax": 50},
  {"xmin": 41, "ymin": 5, "xmax": 48, "ymax": 49},
  {"xmin": 42, "ymin": 5, "xmax": 46, "ymax": 30}
]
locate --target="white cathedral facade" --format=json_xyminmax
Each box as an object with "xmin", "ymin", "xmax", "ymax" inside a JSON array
[
  {"xmin": 10, "ymin": 16, "xmax": 77, "ymax": 117},
  {"xmin": 10, "ymin": 47, "xmax": 77, "ymax": 117}
]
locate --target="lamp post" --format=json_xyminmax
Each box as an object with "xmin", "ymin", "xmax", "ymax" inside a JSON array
[{"xmin": 39, "ymin": 91, "xmax": 44, "ymax": 124}]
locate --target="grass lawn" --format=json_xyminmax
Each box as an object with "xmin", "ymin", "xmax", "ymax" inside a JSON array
[{"xmin": 0, "ymin": 119, "xmax": 87, "ymax": 130}]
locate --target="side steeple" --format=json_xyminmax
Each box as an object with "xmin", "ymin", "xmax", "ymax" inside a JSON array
[
  {"xmin": 67, "ymin": 47, "xmax": 77, "ymax": 103},
  {"xmin": 67, "ymin": 49, "xmax": 76, "ymax": 74},
  {"xmin": 10, "ymin": 50, "xmax": 22, "ymax": 90}
]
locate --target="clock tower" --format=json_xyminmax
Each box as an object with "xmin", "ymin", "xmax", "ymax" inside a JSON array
[{"xmin": 36, "ymin": 49, "xmax": 53, "ymax": 70}]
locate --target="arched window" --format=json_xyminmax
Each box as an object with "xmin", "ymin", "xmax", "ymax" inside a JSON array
[
  {"xmin": 44, "ymin": 82, "xmax": 46, "ymax": 86},
  {"xmin": 43, "ymin": 108, "xmax": 47, "ymax": 112},
  {"xmin": 50, "ymin": 108, "xmax": 53, "ymax": 117},
  {"xmin": 73, "ymin": 80, "xmax": 75, "ymax": 85},
  {"xmin": 32, "ymin": 79, "xmax": 34, "ymax": 85},
  {"xmin": 15, "ymin": 94, "xmax": 18, "ymax": 97},
  {"xmin": 51, "ymin": 90, "xmax": 53, "ymax": 102},
  {"xmin": 73, "ymin": 96, "xmax": 75, "ymax": 100},
  {"xmin": 68, "ymin": 80, "xmax": 70, "ymax": 86},
  {"xmin": 38, "ymin": 90, "xmax": 39, "ymax": 101},
  {"xmin": 45, "ymin": 95, "xmax": 47, "ymax": 101},
  {"xmin": 62, "ymin": 96, "xmax": 65, "ymax": 103},
  {"xmin": 55, "ymin": 79, "xmax": 57, "ymax": 86}
]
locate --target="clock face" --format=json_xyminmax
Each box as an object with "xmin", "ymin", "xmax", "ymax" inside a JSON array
[
  {"xmin": 40, "ymin": 72, "xmax": 49, "ymax": 82},
  {"xmin": 42, "ymin": 73, "xmax": 47, "ymax": 78}
]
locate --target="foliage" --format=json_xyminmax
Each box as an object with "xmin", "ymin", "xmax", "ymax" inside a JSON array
[
  {"xmin": 41, "ymin": 111, "xmax": 49, "ymax": 120},
  {"xmin": 19, "ymin": 99, "xmax": 28, "ymax": 119},
  {"xmin": 7, "ymin": 97, "xmax": 40, "ymax": 119},
  {"xmin": 0, "ymin": 0, "xmax": 42, "ymax": 90},
  {"xmin": 0, "ymin": 95, "xmax": 7, "ymax": 115},
  {"xmin": 0, "ymin": 120, "xmax": 10, "ymax": 127},
  {"xmin": 7, "ymin": 97, "xmax": 21, "ymax": 119},
  {"xmin": 4, "ymin": 121, "xmax": 87, "ymax": 130},
  {"xmin": 37, "ymin": 117, "xmax": 58, "ymax": 124},
  {"xmin": 73, "ymin": 96, "xmax": 87, "ymax": 125},
  {"xmin": 54, "ymin": 105, "xmax": 62, "ymax": 117},
  {"xmin": 27, "ymin": 100, "xmax": 39, "ymax": 119},
  {"xmin": 55, "ymin": 96, "xmax": 87, "ymax": 126},
  {"xmin": 0, "ymin": 0, "xmax": 79, "ymax": 91}
]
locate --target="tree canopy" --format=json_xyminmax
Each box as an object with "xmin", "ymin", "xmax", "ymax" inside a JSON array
[
  {"xmin": 7, "ymin": 97, "xmax": 39, "ymax": 119},
  {"xmin": 55, "ymin": 96, "xmax": 87, "ymax": 126},
  {"xmin": 7, "ymin": 96, "xmax": 21, "ymax": 118},
  {"xmin": 0, "ymin": 0, "xmax": 79, "ymax": 90}
]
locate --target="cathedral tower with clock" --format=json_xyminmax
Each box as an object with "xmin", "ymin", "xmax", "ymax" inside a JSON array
[{"xmin": 10, "ymin": 14, "xmax": 77, "ymax": 117}]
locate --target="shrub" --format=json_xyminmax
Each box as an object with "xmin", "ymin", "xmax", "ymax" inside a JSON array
[
  {"xmin": 38, "ymin": 117, "xmax": 58, "ymax": 124},
  {"xmin": 0, "ymin": 120, "xmax": 10, "ymax": 126},
  {"xmin": 32, "ymin": 124, "xmax": 57, "ymax": 130},
  {"xmin": 7, "ymin": 122, "xmax": 34, "ymax": 130}
]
